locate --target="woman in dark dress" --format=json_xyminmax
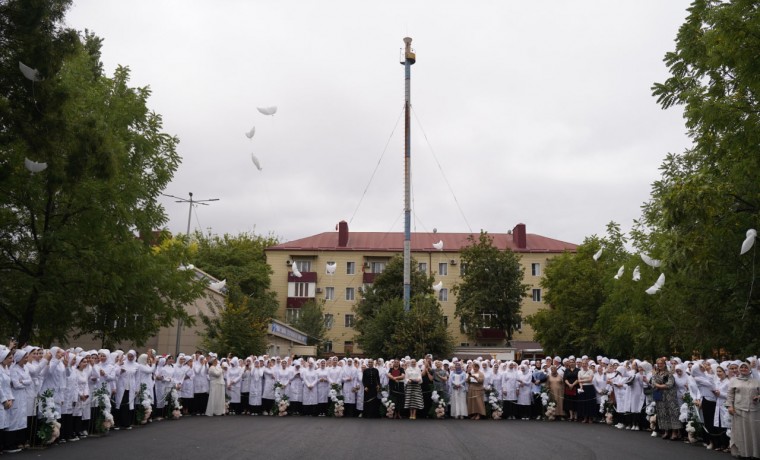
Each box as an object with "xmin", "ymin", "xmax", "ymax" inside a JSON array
[
  {"xmin": 563, "ymin": 358, "xmax": 579, "ymax": 421},
  {"xmin": 387, "ymin": 360, "xmax": 405, "ymax": 419}
]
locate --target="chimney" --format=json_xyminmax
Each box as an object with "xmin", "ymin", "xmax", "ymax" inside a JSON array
[
  {"xmin": 337, "ymin": 221, "xmax": 349, "ymax": 247},
  {"xmin": 513, "ymin": 223, "xmax": 526, "ymax": 249}
]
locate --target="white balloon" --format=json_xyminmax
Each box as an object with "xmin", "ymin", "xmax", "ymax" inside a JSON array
[
  {"xmin": 740, "ymin": 229, "xmax": 757, "ymax": 255},
  {"xmin": 19, "ymin": 61, "xmax": 41, "ymax": 81},
  {"xmin": 593, "ymin": 248, "xmax": 602, "ymax": 261},
  {"xmin": 632, "ymin": 265, "xmax": 641, "ymax": 282},
  {"xmin": 250, "ymin": 152, "xmax": 262, "ymax": 171},
  {"xmin": 291, "ymin": 263, "xmax": 302, "ymax": 278},
  {"xmin": 613, "ymin": 266, "xmax": 624, "ymax": 280},
  {"xmin": 432, "ymin": 281, "xmax": 443, "ymax": 292},
  {"xmin": 257, "ymin": 106, "xmax": 277, "ymax": 116},
  {"xmin": 433, "ymin": 240, "xmax": 443, "ymax": 251},
  {"xmin": 245, "ymin": 126, "xmax": 256, "ymax": 139},
  {"xmin": 326, "ymin": 262, "xmax": 336, "ymax": 275},
  {"xmin": 24, "ymin": 158, "xmax": 47, "ymax": 173},
  {"xmin": 640, "ymin": 253, "xmax": 662, "ymax": 268}
]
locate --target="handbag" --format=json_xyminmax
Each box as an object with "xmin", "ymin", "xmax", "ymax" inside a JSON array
[
  {"xmin": 564, "ymin": 386, "xmax": 577, "ymax": 396},
  {"xmin": 652, "ymin": 388, "xmax": 663, "ymax": 401}
]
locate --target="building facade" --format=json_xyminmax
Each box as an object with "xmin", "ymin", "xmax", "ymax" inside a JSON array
[{"xmin": 266, "ymin": 221, "xmax": 577, "ymax": 356}]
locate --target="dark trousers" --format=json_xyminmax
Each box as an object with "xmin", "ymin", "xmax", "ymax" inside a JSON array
[{"xmin": 117, "ymin": 390, "xmax": 133, "ymax": 428}]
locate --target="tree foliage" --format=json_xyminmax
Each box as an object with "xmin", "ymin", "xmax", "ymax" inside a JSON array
[
  {"xmin": 0, "ymin": 1, "xmax": 199, "ymax": 345},
  {"xmin": 291, "ymin": 299, "xmax": 327, "ymax": 354},
  {"xmin": 191, "ymin": 231, "xmax": 279, "ymax": 356},
  {"xmin": 354, "ymin": 256, "xmax": 453, "ymax": 357},
  {"xmin": 528, "ymin": 2, "xmax": 760, "ymax": 358},
  {"xmin": 453, "ymin": 231, "xmax": 528, "ymax": 341},
  {"xmin": 640, "ymin": 0, "xmax": 760, "ymax": 355}
]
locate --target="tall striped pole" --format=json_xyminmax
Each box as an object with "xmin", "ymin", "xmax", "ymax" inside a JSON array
[{"xmin": 402, "ymin": 37, "xmax": 415, "ymax": 312}]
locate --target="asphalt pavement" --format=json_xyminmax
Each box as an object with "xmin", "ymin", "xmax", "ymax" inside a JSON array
[{"xmin": 14, "ymin": 416, "xmax": 731, "ymax": 460}]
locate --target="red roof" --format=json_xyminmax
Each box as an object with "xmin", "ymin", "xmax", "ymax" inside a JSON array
[{"xmin": 269, "ymin": 231, "xmax": 577, "ymax": 253}]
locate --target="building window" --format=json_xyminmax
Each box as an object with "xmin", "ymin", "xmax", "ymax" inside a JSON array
[
  {"xmin": 531, "ymin": 263, "xmax": 541, "ymax": 277},
  {"xmin": 294, "ymin": 282, "xmax": 310, "ymax": 297},
  {"xmin": 438, "ymin": 288, "xmax": 448, "ymax": 302},
  {"xmin": 460, "ymin": 263, "xmax": 468, "ymax": 276},
  {"xmin": 286, "ymin": 308, "xmax": 301, "ymax": 323},
  {"xmin": 324, "ymin": 314, "xmax": 334, "ymax": 330},
  {"xmin": 344, "ymin": 314, "xmax": 355, "ymax": 328},
  {"xmin": 418, "ymin": 262, "xmax": 427, "ymax": 273},
  {"xmin": 323, "ymin": 341, "xmax": 333, "ymax": 353},
  {"xmin": 344, "ymin": 341, "xmax": 354, "ymax": 354},
  {"xmin": 325, "ymin": 287, "xmax": 334, "ymax": 300},
  {"xmin": 294, "ymin": 260, "xmax": 311, "ymax": 272},
  {"xmin": 480, "ymin": 312, "xmax": 496, "ymax": 328},
  {"xmin": 345, "ymin": 287, "xmax": 355, "ymax": 301},
  {"xmin": 370, "ymin": 261, "xmax": 386, "ymax": 273},
  {"xmin": 532, "ymin": 288, "xmax": 542, "ymax": 302},
  {"xmin": 438, "ymin": 262, "xmax": 448, "ymax": 276},
  {"xmin": 346, "ymin": 261, "xmax": 356, "ymax": 275},
  {"xmin": 443, "ymin": 316, "xmax": 448, "ymax": 326},
  {"xmin": 460, "ymin": 342, "xmax": 470, "ymax": 347}
]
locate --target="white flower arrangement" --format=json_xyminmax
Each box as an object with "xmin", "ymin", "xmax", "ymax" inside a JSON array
[
  {"xmin": 93, "ymin": 384, "xmax": 114, "ymax": 433},
  {"xmin": 273, "ymin": 382, "xmax": 290, "ymax": 416},
  {"xmin": 545, "ymin": 402, "xmax": 556, "ymax": 420},
  {"xmin": 37, "ymin": 389, "xmax": 61, "ymax": 444},
  {"xmin": 165, "ymin": 388, "xmax": 183, "ymax": 419}
]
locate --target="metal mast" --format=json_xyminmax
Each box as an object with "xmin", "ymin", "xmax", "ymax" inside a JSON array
[
  {"xmin": 163, "ymin": 192, "xmax": 219, "ymax": 355},
  {"xmin": 401, "ymin": 37, "xmax": 415, "ymax": 312}
]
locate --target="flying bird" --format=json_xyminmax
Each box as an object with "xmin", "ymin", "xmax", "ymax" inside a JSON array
[
  {"xmin": 645, "ymin": 273, "xmax": 665, "ymax": 295},
  {"xmin": 632, "ymin": 265, "xmax": 641, "ymax": 281},
  {"xmin": 257, "ymin": 106, "xmax": 277, "ymax": 116},
  {"xmin": 19, "ymin": 61, "xmax": 41, "ymax": 81},
  {"xmin": 291, "ymin": 263, "xmax": 302, "ymax": 278},
  {"xmin": 326, "ymin": 262, "xmax": 336, "ymax": 275},
  {"xmin": 593, "ymin": 248, "xmax": 603, "ymax": 261},
  {"xmin": 245, "ymin": 126, "xmax": 256, "ymax": 139},
  {"xmin": 613, "ymin": 266, "xmax": 624, "ymax": 280},
  {"xmin": 433, "ymin": 240, "xmax": 443, "ymax": 251},
  {"xmin": 209, "ymin": 279, "xmax": 227, "ymax": 291},
  {"xmin": 740, "ymin": 229, "xmax": 757, "ymax": 255},
  {"xmin": 640, "ymin": 253, "xmax": 662, "ymax": 268},
  {"xmin": 24, "ymin": 158, "xmax": 47, "ymax": 173},
  {"xmin": 432, "ymin": 281, "xmax": 443, "ymax": 292},
  {"xmin": 250, "ymin": 152, "xmax": 262, "ymax": 171}
]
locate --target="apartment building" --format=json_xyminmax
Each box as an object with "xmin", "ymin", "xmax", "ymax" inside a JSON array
[{"xmin": 266, "ymin": 221, "xmax": 577, "ymax": 356}]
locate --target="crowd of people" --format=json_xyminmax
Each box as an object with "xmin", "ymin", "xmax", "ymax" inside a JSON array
[{"xmin": 0, "ymin": 340, "xmax": 758, "ymax": 459}]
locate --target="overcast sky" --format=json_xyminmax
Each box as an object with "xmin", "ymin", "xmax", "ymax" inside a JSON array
[{"xmin": 65, "ymin": 1, "xmax": 693, "ymax": 246}]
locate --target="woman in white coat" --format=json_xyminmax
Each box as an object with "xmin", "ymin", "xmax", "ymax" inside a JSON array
[
  {"xmin": 341, "ymin": 359, "xmax": 357, "ymax": 417},
  {"xmin": 316, "ymin": 359, "xmax": 330, "ymax": 416},
  {"xmin": 449, "ymin": 361, "xmax": 468, "ymax": 419},
  {"xmin": 301, "ymin": 359, "xmax": 319, "ymax": 416},
  {"xmin": 115, "ymin": 350, "xmax": 138, "ymax": 429},
  {"xmin": 226, "ymin": 357, "xmax": 242, "ymax": 415},
  {"xmin": 248, "ymin": 359, "xmax": 264, "ymax": 415},
  {"xmin": 8, "ymin": 350, "xmax": 31, "ymax": 449},
  {"xmin": 205, "ymin": 357, "xmax": 226, "ymax": 416},
  {"xmin": 0, "ymin": 348, "xmax": 17, "ymax": 453},
  {"xmin": 261, "ymin": 359, "xmax": 276, "ymax": 415}
]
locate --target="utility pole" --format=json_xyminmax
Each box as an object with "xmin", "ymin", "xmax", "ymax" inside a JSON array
[
  {"xmin": 163, "ymin": 192, "xmax": 219, "ymax": 355},
  {"xmin": 401, "ymin": 37, "xmax": 416, "ymax": 312}
]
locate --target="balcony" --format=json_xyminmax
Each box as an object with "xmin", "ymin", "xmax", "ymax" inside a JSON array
[
  {"xmin": 362, "ymin": 272, "xmax": 378, "ymax": 284},
  {"xmin": 476, "ymin": 328, "xmax": 506, "ymax": 340},
  {"xmin": 288, "ymin": 272, "xmax": 317, "ymax": 282}
]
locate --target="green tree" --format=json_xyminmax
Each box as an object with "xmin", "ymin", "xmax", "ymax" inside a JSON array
[
  {"xmin": 291, "ymin": 299, "xmax": 327, "ymax": 353},
  {"xmin": 191, "ymin": 231, "xmax": 280, "ymax": 355},
  {"xmin": 0, "ymin": 1, "xmax": 195, "ymax": 344},
  {"xmin": 526, "ymin": 223, "xmax": 627, "ymax": 357},
  {"xmin": 198, "ymin": 292, "xmax": 271, "ymax": 357},
  {"xmin": 354, "ymin": 256, "xmax": 453, "ymax": 357},
  {"xmin": 637, "ymin": 0, "xmax": 760, "ymax": 355},
  {"xmin": 453, "ymin": 231, "xmax": 528, "ymax": 342}
]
